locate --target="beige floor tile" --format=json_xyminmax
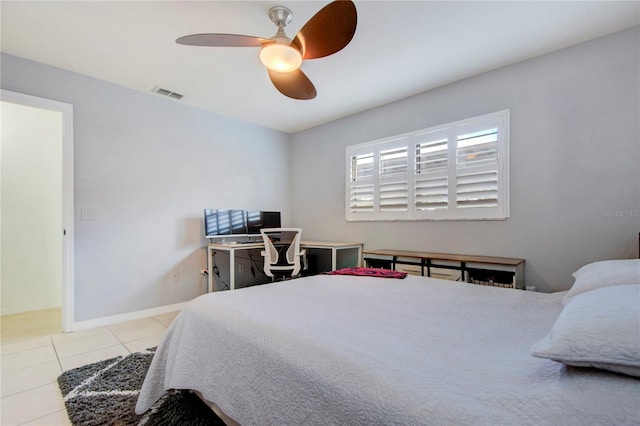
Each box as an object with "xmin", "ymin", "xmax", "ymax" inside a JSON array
[
  {"xmin": 0, "ymin": 335, "xmax": 52, "ymax": 356},
  {"xmin": 22, "ymin": 409, "xmax": 72, "ymax": 426},
  {"xmin": 0, "ymin": 360, "xmax": 62, "ymax": 397},
  {"xmin": 0, "ymin": 383, "xmax": 65, "ymax": 426},
  {"xmin": 53, "ymin": 332, "xmax": 121, "ymax": 359},
  {"xmin": 51, "ymin": 326, "xmax": 111, "ymax": 344},
  {"xmin": 1, "ymin": 345, "xmax": 58, "ymax": 373},
  {"xmin": 0, "ymin": 327, "xmax": 58, "ymax": 345},
  {"xmin": 0, "ymin": 308, "xmax": 62, "ymax": 344},
  {"xmin": 124, "ymin": 333, "xmax": 165, "ymax": 353},
  {"xmin": 153, "ymin": 311, "xmax": 180, "ymax": 327},
  {"xmin": 107, "ymin": 316, "xmax": 166, "ymax": 331},
  {"xmin": 108, "ymin": 318, "xmax": 167, "ymax": 343},
  {"xmin": 59, "ymin": 344, "xmax": 130, "ymax": 372}
]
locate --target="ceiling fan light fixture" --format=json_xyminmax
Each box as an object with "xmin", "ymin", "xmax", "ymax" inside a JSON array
[
  {"xmin": 259, "ymin": 43, "xmax": 302, "ymax": 73},
  {"xmin": 175, "ymin": 1, "xmax": 357, "ymax": 99}
]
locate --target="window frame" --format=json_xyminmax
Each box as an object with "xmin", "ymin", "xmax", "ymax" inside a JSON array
[{"xmin": 345, "ymin": 110, "xmax": 510, "ymax": 221}]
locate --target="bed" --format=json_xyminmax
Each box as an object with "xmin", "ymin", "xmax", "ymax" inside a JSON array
[{"xmin": 136, "ymin": 263, "xmax": 640, "ymax": 425}]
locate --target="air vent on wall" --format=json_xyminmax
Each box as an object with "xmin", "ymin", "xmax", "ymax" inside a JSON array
[{"xmin": 154, "ymin": 87, "xmax": 184, "ymax": 100}]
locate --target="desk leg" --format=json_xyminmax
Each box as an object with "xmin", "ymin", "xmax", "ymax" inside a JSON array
[
  {"xmin": 331, "ymin": 247, "xmax": 337, "ymax": 271},
  {"xmin": 229, "ymin": 249, "xmax": 236, "ymax": 290},
  {"xmin": 207, "ymin": 247, "xmax": 213, "ymax": 293}
]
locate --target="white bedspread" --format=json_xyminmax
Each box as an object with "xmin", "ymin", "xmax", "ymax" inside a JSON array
[{"xmin": 136, "ymin": 274, "xmax": 640, "ymax": 425}]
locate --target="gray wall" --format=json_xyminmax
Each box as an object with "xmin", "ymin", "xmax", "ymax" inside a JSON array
[
  {"xmin": 1, "ymin": 54, "xmax": 291, "ymax": 321},
  {"xmin": 290, "ymin": 27, "xmax": 640, "ymax": 293},
  {"xmin": 1, "ymin": 26, "xmax": 637, "ymax": 323}
]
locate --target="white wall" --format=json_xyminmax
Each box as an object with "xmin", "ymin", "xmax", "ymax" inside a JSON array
[
  {"xmin": 1, "ymin": 101, "xmax": 63, "ymax": 314},
  {"xmin": 290, "ymin": 27, "xmax": 640, "ymax": 293},
  {"xmin": 1, "ymin": 53, "xmax": 292, "ymax": 321}
]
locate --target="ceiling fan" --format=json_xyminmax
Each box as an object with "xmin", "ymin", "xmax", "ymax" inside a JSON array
[{"xmin": 176, "ymin": 1, "xmax": 357, "ymax": 100}]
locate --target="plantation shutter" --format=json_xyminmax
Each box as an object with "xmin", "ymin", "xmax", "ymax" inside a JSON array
[
  {"xmin": 414, "ymin": 136, "xmax": 449, "ymax": 211},
  {"xmin": 349, "ymin": 152, "xmax": 375, "ymax": 213},
  {"xmin": 379, "ymin": 147, "xmax": 409, "ymax": 212},
  {"xmin": 456, "ymin": 128, "xmax": 499, "ymax": 208},
  {"xmin": 346, "ymin": 110, "xmax": 509, "ymax": 221}
]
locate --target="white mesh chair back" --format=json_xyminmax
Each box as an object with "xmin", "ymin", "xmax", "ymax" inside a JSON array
[{"xmin": 260, "ymin": 228, "xmax": 303, "ymax": 279}]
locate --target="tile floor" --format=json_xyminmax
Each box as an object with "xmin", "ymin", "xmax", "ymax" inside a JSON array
[
  {"xmin": 0, "ymin": 309, "xmax": 64, "ymax": 343},
  {"xmin": 0, "ymin": 310, "xmax": 180, "ymax": 425}
]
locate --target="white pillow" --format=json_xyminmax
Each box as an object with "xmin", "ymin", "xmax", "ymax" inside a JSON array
[
  {"xmin": 532, "ymin": 284, "xmax": 640, "ymax": 377},
  {"xmin": 562, "ymin": 259, "xmax": 640, "ymax": 304}
]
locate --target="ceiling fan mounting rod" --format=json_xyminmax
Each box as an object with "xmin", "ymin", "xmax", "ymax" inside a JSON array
[{"xmin": 268, "ymin": 6, "xmax": 293, "ymax": 29}]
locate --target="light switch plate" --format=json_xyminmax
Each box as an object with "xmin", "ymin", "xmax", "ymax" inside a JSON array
[{"xmin": 81, "ymin": 208, "xmax": 97, "ymax": 221}]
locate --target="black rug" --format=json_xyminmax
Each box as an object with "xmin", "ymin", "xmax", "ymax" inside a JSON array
[{"xmin": 57, "ymin": 347, "xmax": 226, "ymax": 425}]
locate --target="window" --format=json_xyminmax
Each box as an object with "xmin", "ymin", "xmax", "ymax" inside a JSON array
[{"xmin": 346, "ymin": 110, "xmax": 510, "ymax": 221}]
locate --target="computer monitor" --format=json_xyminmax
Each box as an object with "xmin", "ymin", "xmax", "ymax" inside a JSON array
[
  {"xmin": 246, "ymin": 211, "xmax": 282, "ymax": 234},
  {"xmin": 204, "ymin": 209, "xmax": 247, "ymax": 238}
]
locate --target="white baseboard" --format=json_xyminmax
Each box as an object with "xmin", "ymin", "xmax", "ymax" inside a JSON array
[{"xmin": 70, "ymin": 302, "xmax": 187, "ymax": 332}]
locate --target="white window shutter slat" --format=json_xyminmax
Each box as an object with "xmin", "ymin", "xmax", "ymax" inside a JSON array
[
  {"xmin": 380, "ymin": 181, "xmax": 409, "ymax": 211},
  {"xmin": 349, "ymin": 184, "xmax": 375, "ymax": 213},
  {"xmin": 415, "ymin": 176, "xmax": 448, "ymax": 210}
]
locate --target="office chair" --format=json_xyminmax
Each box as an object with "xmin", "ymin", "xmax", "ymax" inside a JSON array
[{"xmin": 260, "ymin": 228, "xmax": 306, "ymax": 280}]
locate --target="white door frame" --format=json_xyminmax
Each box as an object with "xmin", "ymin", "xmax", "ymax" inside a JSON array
[{"xmin": 1, "ymin": 89, "xmax": 75, "ymax": 332}]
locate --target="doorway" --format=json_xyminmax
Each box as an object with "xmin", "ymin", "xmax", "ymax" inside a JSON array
[{"xmin": 0, "ymin": 89, "xmax": 74, "ymax": 334}]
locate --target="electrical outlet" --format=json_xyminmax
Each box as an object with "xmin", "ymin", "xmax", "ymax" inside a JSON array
[
  {"xmin": 238, "ymin": 263, "xmax": 246, "ymax": 273},
  {"xmin": 171, "ymin": 269, "xmax": 180, "ymax": 283},
  {"xmin": 81, "ymin": 208, "xmax": 97, "ymax": 221}
]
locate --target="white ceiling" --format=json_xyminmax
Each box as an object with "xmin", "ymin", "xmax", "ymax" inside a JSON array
[{"xmin": 2, "ymin": 1, "xmax": 638, "ymax": 134}]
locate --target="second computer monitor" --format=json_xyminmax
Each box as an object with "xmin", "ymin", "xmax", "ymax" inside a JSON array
[{"xmin": 246, "ymin": 211, "xmax": 281, "ymax": 234}]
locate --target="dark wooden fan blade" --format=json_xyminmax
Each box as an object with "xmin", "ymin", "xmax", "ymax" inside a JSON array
[
  {"xmin": 292, "ymin": 0, "xmax": 357, "ymax": 60},
  {"xmin": 268, "ymin": 69, "xmax": 317, "ymax": 100},
  {"xmin": 176, "ymin": 34, "xmax": 270, "ymax": 47}
]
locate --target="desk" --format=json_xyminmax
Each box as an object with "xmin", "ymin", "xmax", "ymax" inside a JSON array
[
  {"xmin": 207, "ymin": 241, "xmax": 363, "ymax": 291},
  {"xmin": 363, "ymin": 249, "xmax": 525, "ymax": 289}
]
